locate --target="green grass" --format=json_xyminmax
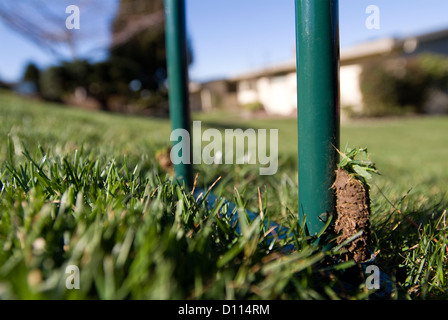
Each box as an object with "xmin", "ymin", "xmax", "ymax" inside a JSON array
[{"xmin": 1, "ymin": 90, "xmax": 447, "ymax": 299}]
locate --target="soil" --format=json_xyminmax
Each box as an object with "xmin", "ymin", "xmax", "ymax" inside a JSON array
[
  {"xmin": 332, "ymin": 168, "xmax": 371, "ymax": 263},
  {"xmin": 156, "ymin": 146, "xmax": 174, "ymax": 176}
]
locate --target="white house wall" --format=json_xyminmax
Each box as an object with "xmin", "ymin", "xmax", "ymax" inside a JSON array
[
  {"xmin": 237, "ymin": 81, "xmax": 257, "ymax": 106},
  {"xmin": 237, "ymin": 73, "xmax": 298, "ymax": 116},
  {"xmin": 257, "ymin": 77, "xmax": 271, "ymax": 111},
  {"xmin": 340, "ymin": 64, "xmax": 363, "ymax": 112},
  {"xmin": 262, "ymin": 73, "xmax": 297, "ymax": 115},
  {"xmin": 235, "ymin": 64, "xmax": 364, "ymax": 117}
]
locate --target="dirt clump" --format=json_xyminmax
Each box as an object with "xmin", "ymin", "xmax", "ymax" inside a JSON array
[
  {"xmin": 332, "ymin": 168, "xmax": 371, "ymax": 263},
  {"xmin": 156, "ymin": 146, "xmax": 174, "ymax": 176}
]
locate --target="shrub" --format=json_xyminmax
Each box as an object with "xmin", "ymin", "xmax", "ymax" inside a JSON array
[
  {"xmin": 242, "ymin": 101, "xmax": 264, "ymax": 112},
  {"xmin": 22, "ymin": 62, "xmax": 41, "ymax": 93},
  {"xmin": 39, "ymin": 66, "xmax": 65, "ymax": 102},
  {"xmin": 359, "ymin": 54, "xmax": 448, "ymax": 117},
  {"xmin": 418, "ymin": 53, "xmax": 448, "ymax": 85}
]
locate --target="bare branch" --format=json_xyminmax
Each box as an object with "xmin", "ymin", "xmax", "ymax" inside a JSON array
[
  {"xmin": 110, "ymin": 10, "xmax": 164, "ymax": 48},
  {"xmin": 0, "ymin": 1, "xmax": 98, "ymax": 59}
]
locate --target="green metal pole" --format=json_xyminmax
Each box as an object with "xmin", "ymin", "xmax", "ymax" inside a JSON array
[
  {"xmin": 164, "ymin": 0, "xmax": 193, "ymax": 188},
  {"xmin": 295, "ymin": 0, "xmax": 340, "ymax": 236}
]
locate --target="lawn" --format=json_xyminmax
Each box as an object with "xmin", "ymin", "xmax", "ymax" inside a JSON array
[{"xmin": 0, "ymin": 90, "xmax": 447, "ymax": 299}]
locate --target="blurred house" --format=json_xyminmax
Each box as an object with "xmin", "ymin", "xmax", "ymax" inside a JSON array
[
  {"xmin": 230, "ymin": 62, "xmax": 297, "ymax": 116},
  {"xmin": 190, "ymin": 27, "xmax": 448, "ymax": 117},
  {"xmin": 189, "ymin": 79, "xmax": 238, "ymax": 112}
]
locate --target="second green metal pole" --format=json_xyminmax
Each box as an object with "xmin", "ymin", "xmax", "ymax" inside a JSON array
[
  {"xmin": 165, "ymin": 0, "xmax": 193, "ymax": 188},
  {"xmin": 295, "ymin": 0, "xmax": 340, "ymax": 236}
]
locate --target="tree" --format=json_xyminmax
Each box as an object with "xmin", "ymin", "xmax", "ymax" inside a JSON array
[
  {"xmin": 106, "ymin": 0, "xmax": 168, "ymax": 110},
  {"xmin": 39, "ymin": 65, "xmax": 65, "ymax": 101},
  {"xmin": 2, "ymin": 0, "xmax": 194, "ymax": 113},
  {"xmin": 106, "ymin": 0, "xmax": 193, "ymax": 111},
  {"xmin": 22, "ymin": 62, "xmax": 41, "ymax": 92}
]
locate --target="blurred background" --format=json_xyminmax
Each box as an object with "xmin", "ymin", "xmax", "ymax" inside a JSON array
[{"xmin": 1, "ymin": 0, "xmax": 448, "ymax": 119}]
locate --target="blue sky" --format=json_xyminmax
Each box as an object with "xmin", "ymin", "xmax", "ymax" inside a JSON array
[{"xmin": 1, "ymin": 0, "xmax": 448, "ymax": 83}]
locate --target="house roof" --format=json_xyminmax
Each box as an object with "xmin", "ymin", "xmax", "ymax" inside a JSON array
[
  {"xmin": 340, "ymin": 37, "xmax": 402, "ymax": 64},
  {"xmin": 228, "ymin": 60, "xmax": 296, "ymax": 82},
  {"xmin": 413, "ymin": 26, "xmax": 448, "ymax": 44},
  {"xmin": 200, "ymin": 26, "xmax": 448, "ymax": 84}
]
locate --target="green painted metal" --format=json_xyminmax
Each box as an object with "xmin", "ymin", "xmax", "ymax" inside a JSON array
[
  {"xmin": 164, "ymin": 0, "xmax": 193, "ymax": 188},
  {"xmin": 295, "ymin": 0, "xmax": 340, "ymax": 236}
]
